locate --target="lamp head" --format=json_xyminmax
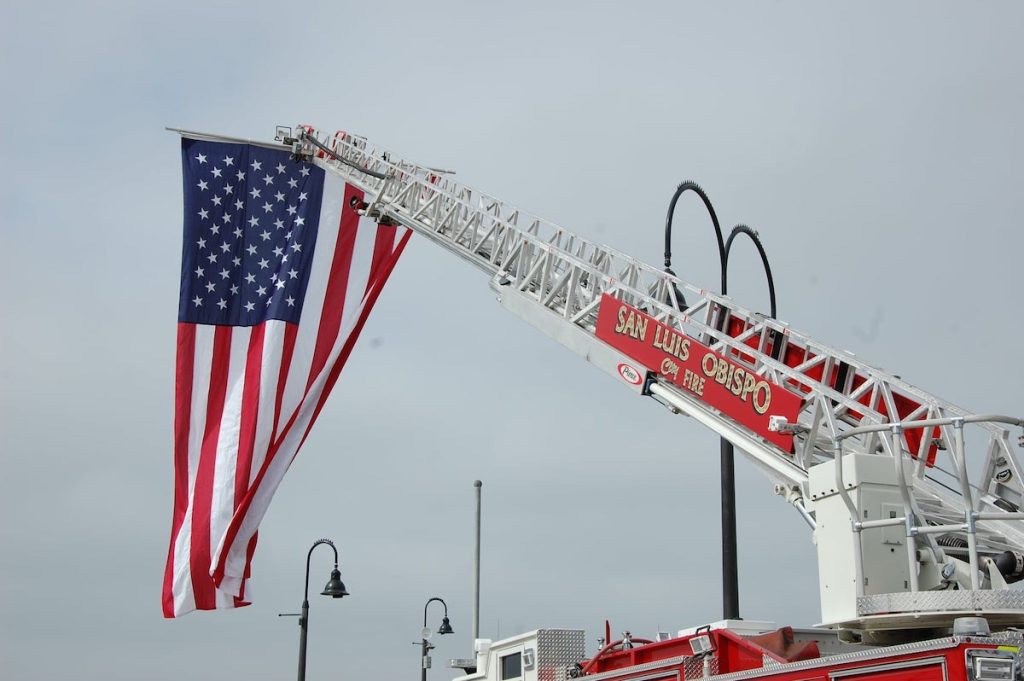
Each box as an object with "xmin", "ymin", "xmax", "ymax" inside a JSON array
[
  {"xmin": 321, "ymin": 568, "xmax": 349, "ymax": 598},
  {"xmin": 438, "ymin": 616, "xmax": 454, "ymax": 635}
]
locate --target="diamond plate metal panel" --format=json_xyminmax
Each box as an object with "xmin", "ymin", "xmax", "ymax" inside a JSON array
[
  {"xmin": 858, "ymin": 590, "xmax": 1024, "ymax": 615},
  {"xmin": 682, "ymin": 657, "xmax": 718, "ymax": 680},
  {"xmin": 536, "ymin": 629, "xmax": 585, "ymax": 681},
  {"xmin": 981, "ymin": 631, "xmax": 1024, "ymax": 647}
]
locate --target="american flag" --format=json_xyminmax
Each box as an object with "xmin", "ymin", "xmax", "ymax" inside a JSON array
[{"xmin": 163, "ymin": 136, "xmax": 411, "ymax": 617}]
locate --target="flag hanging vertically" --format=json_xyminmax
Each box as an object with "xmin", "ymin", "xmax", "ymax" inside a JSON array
[{"xmin": 163, "ymin": 136, "xmax": 410, "ymax": 617}]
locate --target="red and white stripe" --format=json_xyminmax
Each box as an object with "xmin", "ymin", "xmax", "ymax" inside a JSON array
[{"xmin": 163, "ymin": 173, "xmax": 411, "ymax": 617}]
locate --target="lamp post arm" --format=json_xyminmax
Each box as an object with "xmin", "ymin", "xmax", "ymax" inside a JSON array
[
  {"xmin": 423, "ymin": 596, "xmax": 448, "ymax": 627},
  {"xmin": 304, "ymin": 538, "xmax": 339, "ymax": 602},
  {"xmin": 663, "ymin": 181, "xmax": 726, "ymax": 290},
  {"xmin": 723, "ymin": 224, "xmax": 777, "ymax": 318}
]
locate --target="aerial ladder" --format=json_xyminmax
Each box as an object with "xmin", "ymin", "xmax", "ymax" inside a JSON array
[{"xmin": 259, "ymin": 125, "xmax": 1024, "ymax": 642}]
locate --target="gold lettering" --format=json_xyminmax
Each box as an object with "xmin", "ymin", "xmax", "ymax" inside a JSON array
[
  {"xmin": 635, "ymin": 316, "xmax": 648, "ymax": 342},
  {"xmin": 615, "ymin": 307, "xmax": 627, "ymax": 333},
  {"xmin": 614, "ymin": 309, "xmax": 648, "ymax": 341},
  {"xmin": 702, "ymin": 353, "xmax": 717, "ymax": 378},
  {"xmin": 656, "ymin": 329, "xmax": 668, "ymax": 353},
  {"xmin": 678, "ymin": 338, "xmax": 690, "ymax": 361},
  {"xmin": 716, "ymin": 358, "xmax": 730, "ymax": 385},
  {"xmin": 694, "ymin": 349, "xmax": 775, "ymax": 416},
  {"xmin": 740, "ymin": 374, "xmax": 757, "ymax": 401},
  {"xmin": 730, "ymin": 367, "xmax": 745, "ymax": 396},
  {"xmin": 752, "ymin": 382, "xmax": 772, "ymax": 414},
  {"xmin": 682, "ymin": 369, "xmax": 705, "ymax": 396},
  {"xmin": 653, "ymin": 326, "xmax": 690, "ymax": 361},
  {"xmin": 652, "ymin": 325, "xmax": 663, "ymax": 350}
]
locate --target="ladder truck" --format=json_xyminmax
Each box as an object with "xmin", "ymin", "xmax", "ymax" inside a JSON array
[{"xmin": 281, "ymin": 124, "xmax": 1024, "ymax": 680}]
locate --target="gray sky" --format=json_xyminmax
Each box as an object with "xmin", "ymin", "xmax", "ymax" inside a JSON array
[{"xmin": 2, "ymin": 1, "xmax": 1023, "ymax": 679}]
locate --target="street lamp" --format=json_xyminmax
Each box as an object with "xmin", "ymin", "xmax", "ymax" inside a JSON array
[
  {"xmin": 720, "ymin": 224, "xmax": 777, "ymax": 618},
  {"xmin": 664, "ymin": 182, "xmax": 735, "ymax": 619},
  {"xmin": 284, "ymin": 538, "xmax": 349, "ymax": 681},
  {"xmin": 420, "ymin": 597, "xmax": 454, "ymax": 681},
  {"xmin": 664, "ymin": 189, "xmax": 778, "ymax": 623}
]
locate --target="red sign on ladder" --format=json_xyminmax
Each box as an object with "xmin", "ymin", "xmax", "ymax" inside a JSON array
[{"xmin": 595, "ymin": 294, "xmax": 802, "ymax": 451}]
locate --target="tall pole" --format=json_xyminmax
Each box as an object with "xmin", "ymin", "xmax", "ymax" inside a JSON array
[
  {"xmin": 720, "ymin": 224, "xmax": 777, "ymax": 621},
  {"xmin": 720, "ymin": 441, "xmax": 739, "ymax": 619},
  {"xmin": 664, "ymin": 182, "xmax": 732, "ymax": 619},
  {"xmin": 665, "ymin": 187, "xmax": 777, "ymax": 623},
  {"xmin": 298, "ymin": 599, "xmax": 310, "ymax": 681},
  {"xmin": 472, "ymin": 480, "xmax": 482, "ymax": 643},
  {"xmin": 421, "ymin": 636, "xmax": 430, "ymax": 681}
]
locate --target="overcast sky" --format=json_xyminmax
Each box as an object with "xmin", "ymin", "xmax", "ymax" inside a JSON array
[{"xmin": 2, "ymin": 2, "xmax": 1023, "ymax": 680}]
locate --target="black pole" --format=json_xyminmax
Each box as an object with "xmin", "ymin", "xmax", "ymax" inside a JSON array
[
  {"xmin": 720, "ymin": 225, "xmax": 777, "ymax": 621},
  {"xmin": 472, "ymin": 480, "xmax": 482, "ymax": 645},
  {"xmin": 665, "ymin": 187, "xmax": 778, "ymax": 623},
  {"xmin": 664, "ymin": 182, "xmax": 736, "ymax": 620},
  {"xmin": 719, "ymin": 440, "xmax": 739, "ymax": 620},
  {"xmin": 298, "ymin": 599, "xmax": 310, "ymax": 681},
  {"xmin": 297, "ymin": 539, "xmax": 340, "ymax": 681}
]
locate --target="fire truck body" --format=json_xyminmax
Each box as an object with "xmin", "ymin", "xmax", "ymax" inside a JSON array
[{"xmin": 455, "ymin": 623, "xmax": 1019, "ymax": 681}]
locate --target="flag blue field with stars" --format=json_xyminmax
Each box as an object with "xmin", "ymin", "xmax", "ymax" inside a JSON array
[{"xmin": 179, "ymin": 139, "xmax": 324, "ymax": 326}]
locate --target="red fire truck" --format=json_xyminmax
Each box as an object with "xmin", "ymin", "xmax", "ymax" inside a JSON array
[{"xmin": 184, "ymin": 124, "xmax": 1024, "ymax": 681}]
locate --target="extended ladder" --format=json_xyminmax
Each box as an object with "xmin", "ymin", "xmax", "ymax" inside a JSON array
[{"xmin": 284, "ymin": 126, "xmax": 1023, "ymax": 627}]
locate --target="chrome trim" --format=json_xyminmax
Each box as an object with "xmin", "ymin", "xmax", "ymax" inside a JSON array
[
  {"xmin": 580, "ymin": 657, "xmax": 690, "ymax": 681},
  {"xmin": 608, "ymin": 670, "xmax": 680, "ymax": 681},
  {"xmin": 829, "ymin": 655, "xmax": 947, "ymax": 680}
]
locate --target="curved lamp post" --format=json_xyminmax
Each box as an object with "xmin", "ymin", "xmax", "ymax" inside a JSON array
[
  {"xmin": 420, "ymin": 597, "xmax": 454, "ymax": 681},
  {"xmin": 289, "ymin": 538, "xmax": 349, "ymax": 681},
  {"xmin": 664, "ymin": 188, "xmax": 777, "ymax": 622},
  {"xmin": 663, "ymin": 181, "xmax": 726, "ymax": 311},
  {"xmin": 664, "ymin": 182, "xmax": 736, "ymax": 618},
  {"xmin": 723, "ymin": 225, "xmax": 776, "ymax": 317},
  {"xmin": 720, "ymin": 224, "xmax": 778, "ymax": 621}
]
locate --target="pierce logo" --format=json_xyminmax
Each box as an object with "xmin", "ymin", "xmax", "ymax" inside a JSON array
[{"xmin": 617, "ymin": 363, "xmax": 642, "ymax": 385}]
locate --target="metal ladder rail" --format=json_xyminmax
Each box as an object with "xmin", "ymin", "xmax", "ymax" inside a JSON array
[
  {"xmin": 301, "ymin": 127, "xmax": 1024, "ymax": 522},
  {"xmin": 314, "ymin": 134, "xmax": 877, "ymax": 406},
  {"xmin": 308, "ymin": 127, "xmax": 1021, "ymax": 463},
  {"xmin": 828, "ymin": 413, "xmax": 1024, "ymax": 593},
  {"xmin": 408, "ymin": 189, "xmax": 1024, "ymax": 553}
]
